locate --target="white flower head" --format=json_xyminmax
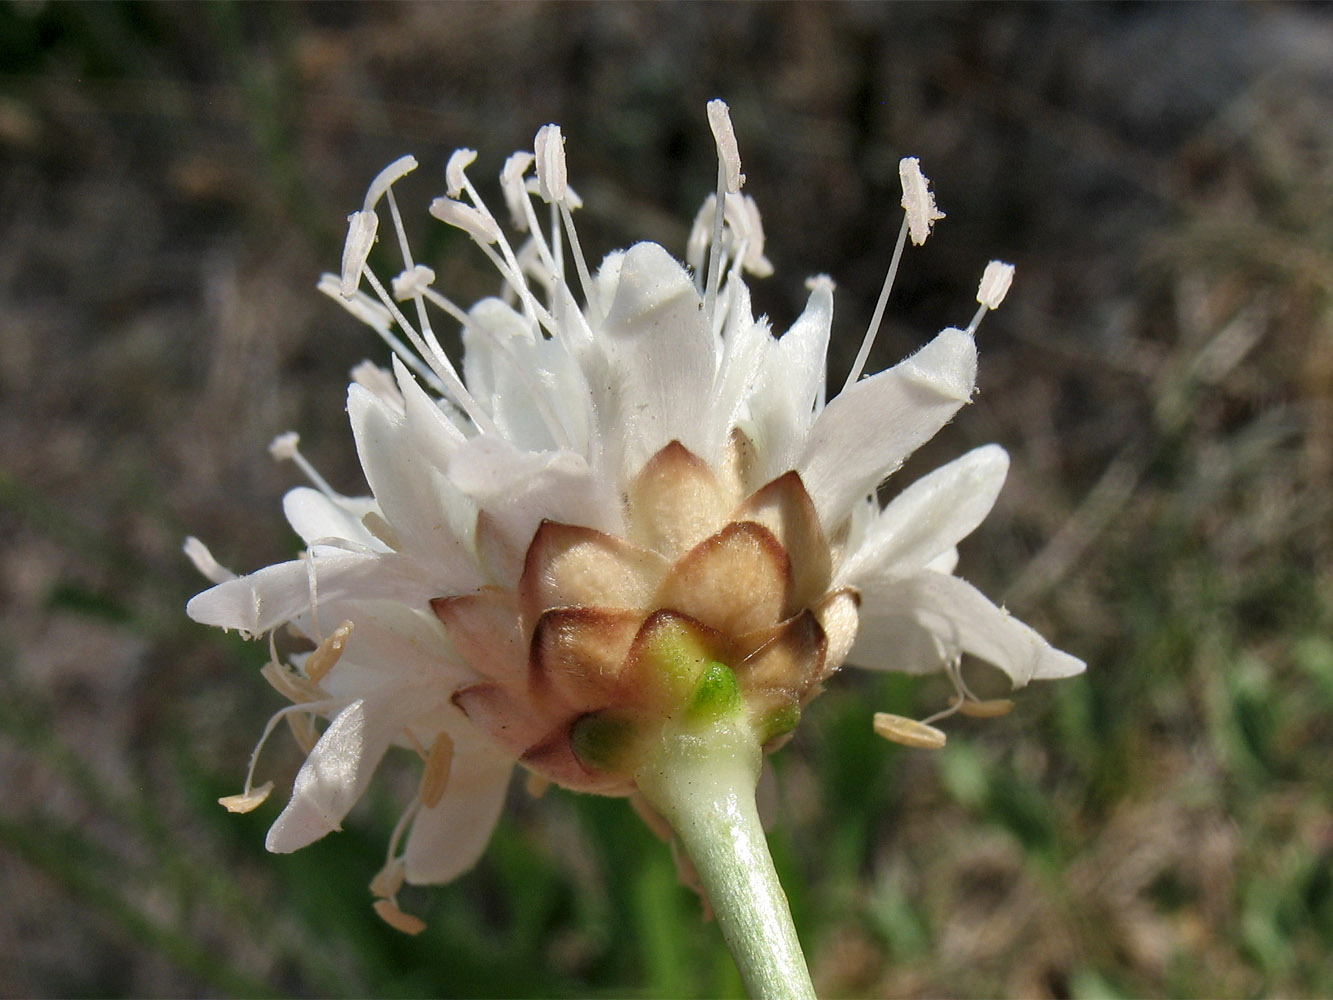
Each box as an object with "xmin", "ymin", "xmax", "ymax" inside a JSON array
[{"xmin": 188, "ymin": 102, "xmax": 1083, "ymax": 931}]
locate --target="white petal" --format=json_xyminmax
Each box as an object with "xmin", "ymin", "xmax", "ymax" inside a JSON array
[
  {"xmin": 594, "ymin": 242, "xmax": 717, "ymax": 475},
  {"xmin": 847, "ymin": 607, "xmax": 949, "ymax": 676},
  {"xmin": 348, "ymin": 383, "xmax": 481, "ymax": 587},
  {"xmin": 402, "ymin": 735, "xmax": 512, "ymax": 884},
  {"xmin": 266, "ymin": 697, "xmax": 398, "ymax": 853},
  {"xmin": 798, "ymin": 327, "xmax": 977, "ymax": 528},
  {"xmin": 390, "ymin": 356, "xmax": 466, "ymax": 468},
  {"xmin": 853, "ymin": 571, "xmax": 1086, "ymax": 686},
  {"xmin": 449, "ymin": 437, "xmax": 620, "ymax": 554},
  {"xmin": 748, "ymin": 276, "xmax": 834, "ymax": 480},
  {"xmin": 185, "ymin": 550, "xmax": 437, "ymax": 637},
  {"xmin": 838, "ymin": 444, "xmax": 1009, "ymax": 586},
  {"xmin": 282, "ymin": 487, "xmax": 382, "ymax": 549},
  {"xmin": 708, "ymin": 280, "xmax": 771, "ymax": 459}
]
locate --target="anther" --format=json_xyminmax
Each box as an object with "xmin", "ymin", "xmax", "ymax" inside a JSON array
[
  {"xmin": 305, "ymin": 620, "xmax": 354, "ymax": 684},
  {"xmin": 183, "ymin": 536, "xmax": 236, "ymax": 585},
  {"xmin": 429, "ymin": 197, "xmax": 502, "ymax": 244},
  {"xmin": 445, "ymin": 148, "xmax": 477, "ymax": 199},
  {"xmin": 706, "ymin": 99, "xmax": 745, "ymax": 193},
  {"xmin": 372, "ymin": 898, "xmax": 427, "ymax": 936},
  {"xmin": 417, "ymin": 731, "xmax": 455, "ymax": 810},
  {"xmin": 899, "ymin": 157, "xmax": 945, "ymax": 246},
  {"xmin": 873, "ymin": 711, "xmax": 947, "ymax": 750},
  {"xmin": 392, "ymin": 264, "xmax": 436, "ymax": 301},
  {"xmin": 218, "ymin": 781, "xmax": 274, "ymax": 814},
  {"xmin": 958, "ymin": 697, "xmax": 1015, "ymax": 719},
  {"xmin": 533, "ymin": 124, "xmax": 568, "ymax": 203}
]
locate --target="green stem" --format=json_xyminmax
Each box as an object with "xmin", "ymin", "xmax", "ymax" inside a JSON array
[{"xmin": 634, "ymin": 715, "xmax": 816, "ymax": 1000}]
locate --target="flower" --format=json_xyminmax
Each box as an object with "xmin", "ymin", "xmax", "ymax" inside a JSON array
[{"xmin": 187, "ymin": 99, "xmax": 1083, "ymax": 931}]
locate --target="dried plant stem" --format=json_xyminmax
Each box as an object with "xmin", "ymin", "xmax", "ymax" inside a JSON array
[{"xmin": 635, "ymin": 717, "xmax": 815, "ymax": 1000}]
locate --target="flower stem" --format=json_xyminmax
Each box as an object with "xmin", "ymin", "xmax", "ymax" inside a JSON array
[{"xmin": 634, "ymin": 715, "xmax": 816, "ymax": 1000}]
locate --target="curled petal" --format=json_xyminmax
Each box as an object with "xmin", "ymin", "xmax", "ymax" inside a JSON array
[
  {"xmin": 403, "ymin": 735, "xmax": 512, "ymax": 884},
  {"xmin": 852, "ymin": 571, "xmax": 1085, "ymax": 686},
  {"xmin": 838, "ymin": 444, "xmax": 1009, "ymax": 586},
  {"xmin": 797, "ymin": 327, "xmax": 976, "ymax": 528}
]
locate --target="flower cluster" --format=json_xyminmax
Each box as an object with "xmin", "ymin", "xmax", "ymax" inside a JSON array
[{"xmin": 187, "ymin": 100, "xmax": 1082, "ymax": 932}]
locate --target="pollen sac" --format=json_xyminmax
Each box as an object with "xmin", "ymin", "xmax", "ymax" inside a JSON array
[{"xmin": 439, "ymin": 440, "xmax": 861, "ymax": 793}]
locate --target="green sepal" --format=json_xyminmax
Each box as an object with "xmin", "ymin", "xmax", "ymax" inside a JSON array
[{"xmin": 685, "ymin": 661, "xmax": 742, "ymax": 724}]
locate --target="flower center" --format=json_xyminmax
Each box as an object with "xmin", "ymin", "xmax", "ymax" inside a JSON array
[{"xmin": 436, "ymin": 436, "xmax": 860, "ymax": 795}]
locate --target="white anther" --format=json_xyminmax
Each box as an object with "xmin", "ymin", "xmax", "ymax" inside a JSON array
[
  {"xmin": 534, "ymin": 124, "xmax": 568, "ymax": 202},
  {"xmin": 364, "ymin": 155, "xmax": 419, "ymax": 210},
  {"xmin": 500, "ymin": 151, "xmax": 535, "ymax": 230},
  {"xmin": 445, "ymin": 148, "xmax": 477, "ymax": 199},
  {"xmin": 707, "ymin": 99, "xmax": 745, "ymax": 192},
  {"xmin": 318, "ymin": 274, "xmax": 395, "ymax": 332},
  {"xmin": 976, "ymin": 260, "xmax": 1015, "ymax": 310},
  {"xmin": 392, "ymin": 264, "xmax": 436, "ymax": 300},
  {"xmin": 268, "ymin": 431, "xmax": 300, "ymax": 461},
  {"xmin": 899, "ymin": 157, "xmax": 945, "ymax": 246},
  {"xmin": 183, "ymin": 536, "xmax": 236, "ymax": 584},
  {"xmin": 726, "ymin": 193, "xmax": 773, "ymax": 277},
  {"xmin": 429, "ymin": 197, "xmax": 502, "ymax": 244},
  {"xmin": 873, "ymin": 711, "xmax": 947, "ymax": 749},
  {"xmin": 340, "ymin": 210, "xmax": 378, "ymax": 297}
]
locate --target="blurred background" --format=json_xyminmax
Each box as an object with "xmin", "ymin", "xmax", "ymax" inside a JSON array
[{"xmin": 2, "ymin": 2, "xmax": 1331, "ymax": 996}]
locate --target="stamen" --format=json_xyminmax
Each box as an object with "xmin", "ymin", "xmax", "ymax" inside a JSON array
[
  {"xmin": 703, "ymin": 99, "xmax": 744, "ymax": 334},
  {"xmin": 232, "ymin": 698, "xmax": 336, "ymax": 814},
  {"xmin": 370, "ymin": 857, "xmax": 406, "ymax": 901},
  {"xmin": 533, "ymin": 124, "xmax": 568, "ymax": 202},
  {"xmin": 362, "ymin": 510, "xmax": 402, "ymax": 549},
  {"xmin": 269, "ymin": 432, "xmax": 341, "ymax": 501},
  {"xmin": 417, "ymin": 731, "xmax": 455, "ymax": 809},
  {"xmin": 958, "ymin": 698, "xmax": 1015, "ymax": 719},
  {"xmin": 706, "ymin": 99, "xmax": 745, "ymax": 193},
  {"xmin": 372, "ymin": 898, "xmax": 427, "ymax": 936},
  {"xmin": 218, "ymin": 781, "xmax": 274, "ymax": 814},
  {"xmin": 339, "ymin": 155, "xmax": 420, "ymax": 297},
  {"xmin": 899, "ymin": 156, "xmax": 945, "ymax": 246},
  {"xmin": 872, "ymin": 712, "xmax": 947, "ymax": 750},
  {"xmin": 525, "ymin": 772, "xmax": 551, "ymax": 798},
  {"xmin": 392, "ymin": 264, "xmax": 436, "ymax": 301},
  {"xmin": 340, "ymin": 211, "xmax": 378, "ymax": 297},
  {"xmin": 305, "ymin": 619, "xmax": 354, "ymax": 684},
  {"xmin": 349, "ymin": 361, "xmax": 404, "ymax": 412},
  {"xmin": 966, "ymin": 260, "xmax": 1015, "ymax": 336},
  {"xmin": 841, "ymin": 214, "xmax": 910, "ymax": 392},
  {"xmin": 286, "ymin": 711, "xmax": 319, "ymax": 755},
  {"xmin": 445, "ymin": 148, "xmax": 478, "ymax": 199},
  {"xmin": 429, "ymin": 197, "xmax": 502, "ymax": 244},
  {"xmin": 319, "ymin": 275, "xmax": 448, "ymax": 394},
  {"xmin": 360, "ymin": 267, "xmax": 500, "ymax": 435},
  {"xmin": 183, "ymin": 536, "xmax": 236, "ymax": 584},
  {"xmin": 500, "ymin": 151, "xmax": 535, "ymax": 230},
  {"xmin": 557, "ymin": 199, "xmax": 600, "ymax": 324}
]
